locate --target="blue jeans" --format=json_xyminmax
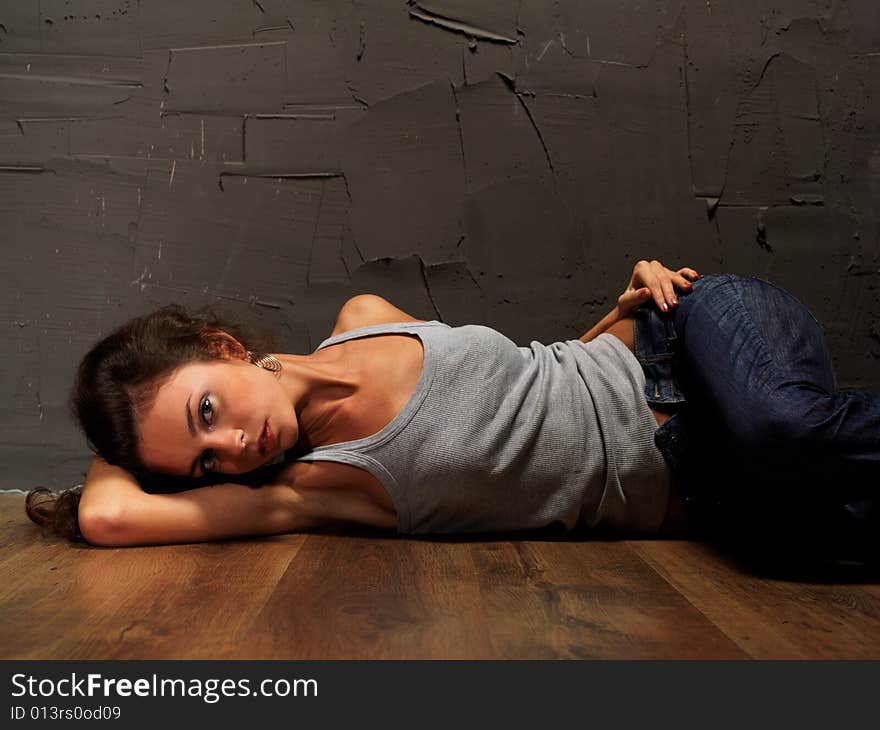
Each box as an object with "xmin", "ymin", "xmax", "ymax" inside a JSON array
[{"xmin": 633, "ymin": 274, "xmax": 879, "ymax": 556}]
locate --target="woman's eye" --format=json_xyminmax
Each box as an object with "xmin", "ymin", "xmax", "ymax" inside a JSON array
[
  {"xmin": 199, "ymin": 396, "xmax": 214, "ymax": 426},
  {"xmin": 201, "ymin": 450, "xmax": 216, "ymax": 474}
]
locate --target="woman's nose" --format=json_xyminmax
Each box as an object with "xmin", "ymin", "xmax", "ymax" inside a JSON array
[
  {"xmin": 208, "ymin": 429, "xmax": 248, "ymax": 474},
  {"xmin": 210, "ymin": 428, "xmax": 247, "ymax": 456}
]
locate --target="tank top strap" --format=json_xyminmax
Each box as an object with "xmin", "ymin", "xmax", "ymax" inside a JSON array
[
  {"xmin": 313, "ymin": 319, "xmax": 449, "ymax": 351},
  {"xmin": 297, "ymin": 318, "xmax": 449, "ymax": 457}
]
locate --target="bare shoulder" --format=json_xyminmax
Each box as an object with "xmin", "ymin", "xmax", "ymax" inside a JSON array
[{"xmin": 331, "ymin": 294, "xmax": 426, "ymax": 336}]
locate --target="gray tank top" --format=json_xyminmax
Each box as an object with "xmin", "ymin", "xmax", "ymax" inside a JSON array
[{"xmin": 295, "ymin": 320, "xmax": 672, "ymax": 535}]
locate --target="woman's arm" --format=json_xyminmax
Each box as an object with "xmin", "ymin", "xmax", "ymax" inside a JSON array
[
  {"xmin": 579, "ymin": 306, "xmax": 624, "ymax": 344},
  {"xmin": 78, "ymin": 456, "xmax": 322, "ymax": 547}
]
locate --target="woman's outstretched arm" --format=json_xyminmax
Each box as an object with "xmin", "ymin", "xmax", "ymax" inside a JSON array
[{"xmin": 78, "ymin": 456, "xmax": 323, "ymax": 547}]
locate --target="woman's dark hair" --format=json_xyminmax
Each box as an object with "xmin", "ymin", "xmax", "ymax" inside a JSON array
[
  {"xmin": 26, "ymin": 486, "xmax": 85, "ymax": 542},
  {"xmin": 25, "ymin": 304, "xmax": 271, "ymax": 542}
]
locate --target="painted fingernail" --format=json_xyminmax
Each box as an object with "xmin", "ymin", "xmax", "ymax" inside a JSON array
[
  {"xmin": 671, "ymin": 297, "xmax": 678, "ymax": 305},
  {"xmin": 661, "ymin": 302, "xmax": 668, "ymax": 312}
]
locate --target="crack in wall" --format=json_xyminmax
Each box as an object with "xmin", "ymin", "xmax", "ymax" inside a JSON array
[
  {"xmin": 219, "ymin": 171, "xmax": 343, "ymax": 189},
  {"xmin": 418, "ymin": 255, "xmax": 443, "ymax": 321},
  {"xmin": 715, "ymin": 51, "xmax": 784, "ymax": 206},
  {"xmin": 306, "ymin": 178, "xmax": 326, "ymax": 285},
  {"xmin": 497, "ymin": 73, "xmax": 555, "ymax": 186},
  {"xmin": 450, "ymin": 81, "xmax": 467, "ymax": 193},
  {"xmin": 350, "ymin": 238, "xmax": 365, "ymax": 264},
  {"xmin": 460, "ymin": 43, "xmax": 467, "ymax": 85},
  {"xmin": 134, "ymin": 281, "xmax": 294, "ymax": 308},
  {"xmin": 552, "ymin": 7, "xmax": 662, "ymax": 70},
  {"xmin": 162, "ymin": 49, "xmax": 171, "ymax": 95},
  {"xmin": 0, "ymin": 72, "xmax": 142, "ymax": 88},
  {"xmin": 34, "ymin": 386, "xmax": 43, "ymax": 421},
  {"xmin": 755, "ymin": 207, "xmax": 773, "ymax": 253},
  {"xmin": 345, "ymin": 80, "xmax": 369, "ymax": 107},
  {"xmin": 254, "ymin": 23, "xmax": 293, "ymax": 34},
  {"xmin": 0, "ymin": 165, "xmax": 47, "ymax": 173},
  {"xmin": 680, "ymin": 5, "xmax": 695, "ymax": 197},
  {"xmin": 408, "ymin": 3, "xmax": 518, "ymax": 45},
  {"xmin": 340, "ymin": 172, "xmax": 352, "ymax": 204}
]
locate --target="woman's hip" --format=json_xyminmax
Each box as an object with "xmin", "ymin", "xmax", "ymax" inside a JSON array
[
  {"xmin": 670, "ymin": 274, "xmax": 836, "ymax": 396},
  {"xmin": 631, "ymin": 273, "xmax": 839, "ymax": 498},
  {"xmin": 634, "ymin": 273, "xmax": 837, "ymax": 410}
]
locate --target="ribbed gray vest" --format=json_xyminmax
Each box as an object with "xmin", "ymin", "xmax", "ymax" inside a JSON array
[{"xmin": 295, "ymin": 320, "xmax": 672, "ymax": 535}]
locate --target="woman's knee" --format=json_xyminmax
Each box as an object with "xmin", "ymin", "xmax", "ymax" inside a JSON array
[{"xmin": 728, "ymin": 390, "xmax": 834, "ymax": 451}]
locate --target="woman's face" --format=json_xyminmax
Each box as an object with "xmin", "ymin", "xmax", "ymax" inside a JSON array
[{"xmin": 136, "ymin": 357, "xmax": 297, "ymax": 477}]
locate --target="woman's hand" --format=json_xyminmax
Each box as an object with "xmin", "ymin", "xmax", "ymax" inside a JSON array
[{"xmin": 617, "ymin": 259, "xmax": 700, "ymax": 317}]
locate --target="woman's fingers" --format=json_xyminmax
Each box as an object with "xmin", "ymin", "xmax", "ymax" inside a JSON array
[
  {"xmin": 647, "ymin": 260, "xmax": 677, "ymax": 312},
  {"xmin": 617, "ymin": 287, "xmax": 652, "ymax": 317},
  {"xmin": 630, "ymin": 261, "xmax": 700, "ymax": 313},
  {"xmin": 674, "ymin": 273, "xmax": 694, "ymax": 290},
  {"xmin": 674, "ymin": 268, "xmax": 699, "ymax": 295}
]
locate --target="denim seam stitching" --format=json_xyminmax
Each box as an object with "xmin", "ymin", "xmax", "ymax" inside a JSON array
[
  {"xmin": 745, "ymin": 275, "xmax": 822, "ymax": 329},
  {"xmin": 727, "ymin": 276, "xmax": 796, "ymax": 416}
]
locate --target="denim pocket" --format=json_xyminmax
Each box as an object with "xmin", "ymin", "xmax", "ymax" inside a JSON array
[{"xmin": 632, "ymin": 304, "xmax": 688, "ymax": 408}]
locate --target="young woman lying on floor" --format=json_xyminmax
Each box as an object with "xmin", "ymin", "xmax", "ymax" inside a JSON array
[{"xmin": 26, "ymin": 260, "xmax": 879, "ymax": 563}]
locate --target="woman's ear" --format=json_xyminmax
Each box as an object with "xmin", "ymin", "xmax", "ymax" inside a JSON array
[{"xmin": 202, "ymin": 329, "xmax": 249, "ymax": 361}]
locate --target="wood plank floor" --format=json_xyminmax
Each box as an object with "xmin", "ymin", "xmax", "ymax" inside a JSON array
[{"xmin": 2, "ymin": 494, "xmax": 879, "ymax": 659}]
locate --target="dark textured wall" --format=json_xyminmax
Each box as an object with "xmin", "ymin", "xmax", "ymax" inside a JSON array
[{"xmin": 1, "ymin": 1, "xmax": 878, "ymax": 490}]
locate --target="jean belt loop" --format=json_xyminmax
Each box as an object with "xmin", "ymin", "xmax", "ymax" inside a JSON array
[{"xmin": 664, "ymin": 316, "xmax": 677, "ymax": 348}]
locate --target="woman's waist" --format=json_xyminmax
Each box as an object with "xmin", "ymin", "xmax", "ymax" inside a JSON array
[{"xmin": 602, "ymin": 316, "xmax": 671, "ymax": 427}]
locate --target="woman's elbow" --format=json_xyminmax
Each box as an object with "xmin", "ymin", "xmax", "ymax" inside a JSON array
[{"xmin": 78, "ymin": 505, "xmax": 125, "ymax": 546}]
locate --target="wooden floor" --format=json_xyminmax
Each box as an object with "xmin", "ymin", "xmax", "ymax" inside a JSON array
[{"xmin": 2, "ymin": 494, "xmax": 879, "ymax": 659}]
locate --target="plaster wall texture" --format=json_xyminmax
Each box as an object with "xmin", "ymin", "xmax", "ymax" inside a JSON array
[{"xmin": 0, "ymin": 1, "xmax": 877, "ymax": 489}]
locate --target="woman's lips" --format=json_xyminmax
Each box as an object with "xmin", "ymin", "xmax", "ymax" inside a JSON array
[{"xmin": 262, "ymin": 420, "xmax": 276, "ymax": 456}]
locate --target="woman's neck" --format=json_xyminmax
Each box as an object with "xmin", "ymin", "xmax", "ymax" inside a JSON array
[{"xmin": 273, "ymin": 348, "xmax": 360, "ymax": 453}]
